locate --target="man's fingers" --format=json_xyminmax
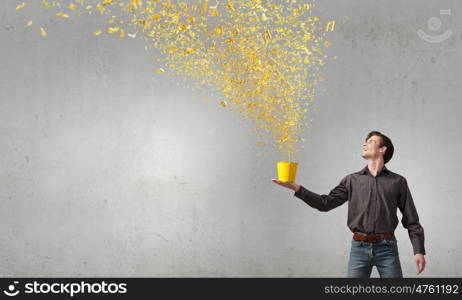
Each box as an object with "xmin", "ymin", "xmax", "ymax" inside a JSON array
[
  {"xmin": 272, "ymin": 179, "xmax": 283, "ymax": 185},
  {"xmin": 272, "ymin": 179, "xmax": 293, "ymax": 190},
  {"xmin": 416, "ymin": 260, "xmax": 425, "ymax": 274}
]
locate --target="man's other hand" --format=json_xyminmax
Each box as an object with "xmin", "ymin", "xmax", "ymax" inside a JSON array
[
  {"xmin": 272, "ymin": 179, "xmax": 300, "ymax": 192},
  {"xmin": 415, "ymin": 253, "xmax": 426, "ymax": 275}
]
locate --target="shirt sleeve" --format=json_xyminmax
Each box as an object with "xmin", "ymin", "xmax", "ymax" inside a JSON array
[
  {"xmin": 398, "ymin": 177, "xmax": 426, "ymax": 255},
  {"xmin": 293, "ymin": 176, "xmax": 349, "ymax": 212}
]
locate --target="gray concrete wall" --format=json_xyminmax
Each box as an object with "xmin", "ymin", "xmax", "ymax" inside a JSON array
[{"xmin": 1, "ymin": 0, "xmax": 461, "ymax": 277}]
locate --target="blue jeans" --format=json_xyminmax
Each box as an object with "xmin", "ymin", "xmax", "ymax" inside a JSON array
[{"xmin": 347, "ymin": 235, "xmax": 403, "ymax": 278}]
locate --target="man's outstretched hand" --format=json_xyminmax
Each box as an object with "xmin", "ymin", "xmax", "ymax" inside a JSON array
[{"xmin": 272, "ymin": 179, "xmax": 300, "ymax": 192}]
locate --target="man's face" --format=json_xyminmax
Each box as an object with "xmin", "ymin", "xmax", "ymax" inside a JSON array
[{"xmin": 361, "ymin": 135, "xmax": 386, "ymax": 160}]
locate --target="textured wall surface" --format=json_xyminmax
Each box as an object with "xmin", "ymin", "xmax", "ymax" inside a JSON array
[{"xmin": 1, "ymin": 0, "xmax": 461, "ymax": 277}]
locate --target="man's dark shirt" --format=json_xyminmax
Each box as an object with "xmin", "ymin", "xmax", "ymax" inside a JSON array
[{"xmin": 294, "ymin": 165, "xmax": 425, "ymax": 255}]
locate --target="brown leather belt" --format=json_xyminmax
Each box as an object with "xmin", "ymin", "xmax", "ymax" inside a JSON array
[{"xmin": 353, "ymin": 232, "xmax": 394, "ymax": 243}]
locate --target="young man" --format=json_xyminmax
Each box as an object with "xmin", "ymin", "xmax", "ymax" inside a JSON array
[{"xmin": 272, "ymin": 131, "xmax": 426, "ymax": 278}]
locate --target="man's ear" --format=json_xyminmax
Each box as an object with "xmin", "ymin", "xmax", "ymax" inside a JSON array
[{"xmin": 380, "ymin": 146, "xmax": 387, "ymax": 155}]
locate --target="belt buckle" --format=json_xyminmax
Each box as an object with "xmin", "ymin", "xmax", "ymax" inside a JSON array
[{"xmin": 363, "ymin": 233, "xmax": 379, "ymax": 243}]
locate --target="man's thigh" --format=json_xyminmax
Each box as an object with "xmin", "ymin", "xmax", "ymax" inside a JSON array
[
  {"xmin": 347, "ymin": 239, "xmax": 373, "ymax": 278},
  {"xmin": 374, "ymin": 237, "xmax": 403, "ymax": 278}
]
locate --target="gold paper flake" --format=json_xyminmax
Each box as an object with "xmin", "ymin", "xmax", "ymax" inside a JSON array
[
  {"xmin": 325, "ymin": 20, "xmax": 335, "ymax": 32},
  {"xmin": 56, "ymin": 12, "xmax": 69, "ymax": 18},
  {"xmin": 16, "ymin": 2, "xmax": 26, "ymax": 11}
]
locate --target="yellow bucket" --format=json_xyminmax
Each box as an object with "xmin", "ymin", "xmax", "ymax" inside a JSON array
[{"xmin": 277, "ymin": 161, "xmax": 298, "ymax": 182}]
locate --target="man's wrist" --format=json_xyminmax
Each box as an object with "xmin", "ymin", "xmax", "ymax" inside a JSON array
[{"xmin": 293, "ymin": 184, "xmax": 301, "ymax": 193}]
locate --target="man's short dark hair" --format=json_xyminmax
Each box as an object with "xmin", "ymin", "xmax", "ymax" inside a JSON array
[{"xmin": 365, "ymin": 131, "xmax": 394, "ymax": 164}]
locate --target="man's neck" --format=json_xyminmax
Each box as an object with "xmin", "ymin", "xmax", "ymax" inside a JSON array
[{"xmin": 367, "ymin": 160, "xmax": 385, "ymax": 177}]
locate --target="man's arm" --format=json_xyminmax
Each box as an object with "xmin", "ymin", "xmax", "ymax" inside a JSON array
[
  {"xmin": 398, "ymin": 177, "xmax": 426, "ymax": 256},
  {"xmin": 293, "ymin": 176, "xmax": 349, "ymax": 212}
]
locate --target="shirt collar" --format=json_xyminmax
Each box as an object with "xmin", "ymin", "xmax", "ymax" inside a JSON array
[{"xmin": 361, "ymin": 165, "xmax": 389, "ymax": 175}]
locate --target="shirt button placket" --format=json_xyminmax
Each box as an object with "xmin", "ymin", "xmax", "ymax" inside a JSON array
[
  {"xmin": 375, "ymin": 177, "xmax": 380, "ymax": 233},
  {"xmin": 373, "ymin": 177, "xmax": 378, "ymax": 233}
]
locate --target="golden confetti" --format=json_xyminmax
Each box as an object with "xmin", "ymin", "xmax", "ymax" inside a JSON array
[
  {"xmin": 325, "ymin": 20, "xmax": 335, "ymax": 32},
  {"xmin": 56, "ymin": 12, "xmax": 69, "ymax": 18},
  {"xmin": 40, "ymin": 27, "xmax": 47, "ymax": 37},
  {"xmin": 214, "ymin": 25, "xmax": 224, "ymax": 36},
  {"xmin": 263, "ymin": 29, "xmax": 272, "ymax": 43},
  {"xmin": 209, "ymin": 6, "xmax": 218, "ymax": 16},
  {"xmin": 16, "ymin": 2, "xmax": 26, "ymax": 11},
  {"xmin": 27, "ymin": 20, "xmax": 33, "ymax": 26},
  {"xmin": 184, "ymin": 48, "xmax": 195, "ymax": 54},
  {"xmin": 41, "ymin": 0, "xmax": 50, "ymax": 9},
  {"xmin": 107, "ymin": 26, "xmax": 120, "ymax": 34},
  {"xmin": 15, "ymin": 0, "xmax": 336, "ymax": 161}
]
